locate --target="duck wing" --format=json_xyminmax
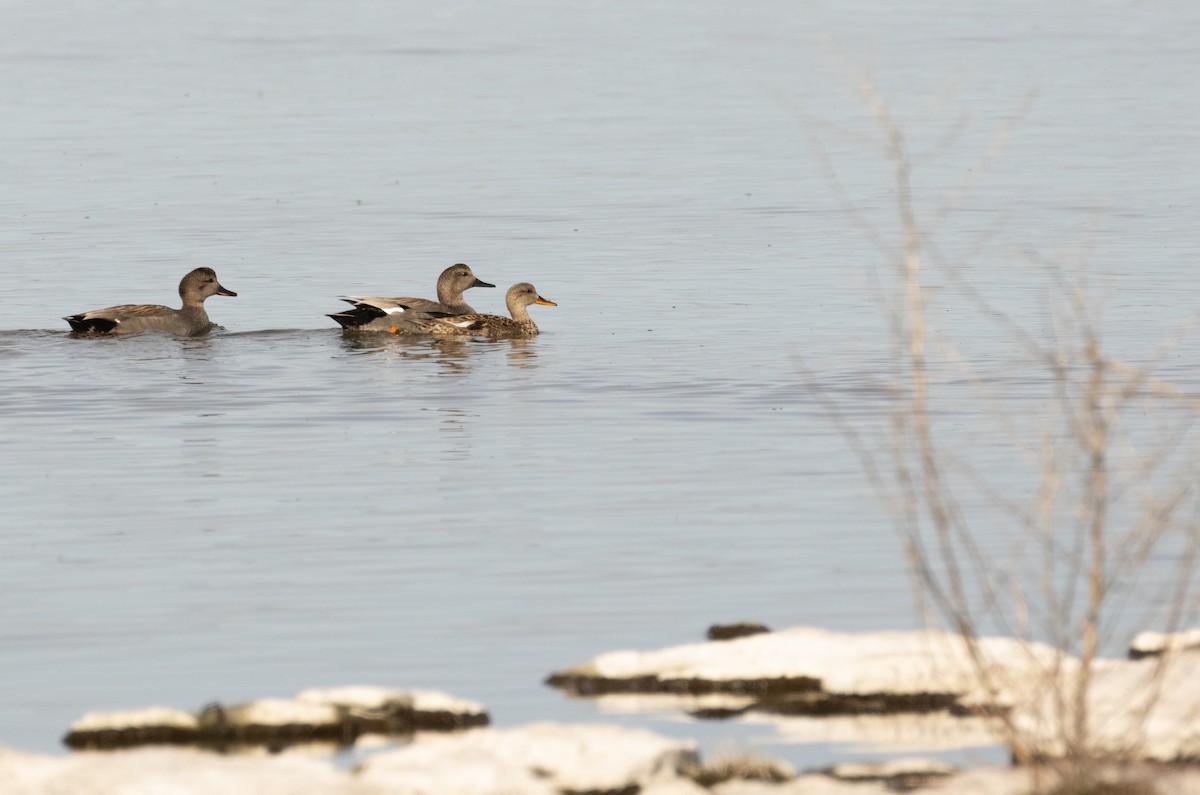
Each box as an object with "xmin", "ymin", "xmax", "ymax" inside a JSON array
[{"xmin": 64, "ymin": 303, "xmax": 172, "ymax": 333}]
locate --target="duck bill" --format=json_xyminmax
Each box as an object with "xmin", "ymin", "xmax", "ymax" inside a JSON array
[
  {"xmin": 217, "ymin": 284, "xmax": 237, "ymax": 297},
  {"xmin": 472, "ymin": 278, "xmax": 495, "ymax": 289},
  {"xmin": 534, "ymin": 296, "xmax": 557, "ymax": 306}
]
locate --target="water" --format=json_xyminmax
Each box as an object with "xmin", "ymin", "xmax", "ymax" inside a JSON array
[{"xmin": 3, "ymin": 0, "xmax": 1200, "ymax": 772}]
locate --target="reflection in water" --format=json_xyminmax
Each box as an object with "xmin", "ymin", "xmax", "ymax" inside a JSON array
[
  {"xmin": 505, "ymin": 338, "xmax": 539, "ymax": 369},
  {"xmin": 428, "ymin": 338, "xmax": 473, "ymax": 377},
  {"xmin": 434, "ymin": 407, "xmax": 472, "ymax": 429},
  {"xmin": 338, "ymin": 330, "xmax": 403, "ymax": 355},
  {"xmin": 178, "ymin": 335, "xmax": 216, "ymax": 362},
  {"xmin": 337, "ymin": 331, "xmax": 469, "ymax": 362},
  {"xmin": 335, "ymin": 331, "xmax": 539, "ymax": 375}
]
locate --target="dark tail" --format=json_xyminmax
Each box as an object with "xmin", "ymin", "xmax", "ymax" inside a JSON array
[
  {"xmin": 327, "ymin": 303, "xmax": 389, "ymax": 329},
  {"xmin": 64, "ymin": 315, "xmax": 118, "ymax": 334}
]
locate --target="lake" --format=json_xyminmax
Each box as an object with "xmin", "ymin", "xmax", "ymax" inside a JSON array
[{"xmin": 3, "ymin": 0, "xmax": 1200, "ymax": 770}]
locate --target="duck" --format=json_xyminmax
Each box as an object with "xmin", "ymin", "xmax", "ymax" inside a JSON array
[
  {"xmin": 63, "ymin": 267, "xmax": 237, "ymax": 336},
  {"xmin": 391, "ymin": 283, "xmax": 556, "ymax": 339},
  {"xmin": 328, "ymin": 263, "xmax": 494, "ymax": 331}
]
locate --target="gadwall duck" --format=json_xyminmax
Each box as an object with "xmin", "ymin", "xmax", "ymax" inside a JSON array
[
  {"xmin": 390, "ymin": 283, "xmax": 556, "ymax": 339},
  {"xmin": 327, "ymin": 263, "xmax": 494, "ymax": 331},
  {"xmin": 63, "ymin": 267, "xmax": 237, "ymax": 336}
]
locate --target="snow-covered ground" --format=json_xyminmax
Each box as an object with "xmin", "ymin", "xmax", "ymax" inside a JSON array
[
  {"xmin": 7, "ymin": 724, "xmax": 1200, "ymax": 795},
  {"xmin": 550, "ymin": 625, "xmax": 1200, "ymax": 762},
  {"xmin": 21, "ymin": 626, "xmax": 1200, "ymax": 793}
]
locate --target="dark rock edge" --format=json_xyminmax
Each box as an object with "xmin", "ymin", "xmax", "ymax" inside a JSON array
[
  {"xmin": 63, "ymin": 701, "xmax": 489, "ymax": 751},
  {"xmin": 544, "ymin": 672, "xmax": 965, "ymax": 718}
]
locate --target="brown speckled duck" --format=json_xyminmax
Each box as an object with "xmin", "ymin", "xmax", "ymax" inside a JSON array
[
  {"xmin": 63, "ymin": 267, "xmax": 237, "ymax": 336},
  {"xmin": 391, "ymin": 283, "xmax": 556, "ymax": 339},
  {"xmin": 327, "ymin": 263, "xmax": 494, "ymax": 331}
]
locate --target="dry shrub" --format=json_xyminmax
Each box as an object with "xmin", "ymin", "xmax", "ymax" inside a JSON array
[{"xmin": 804, "ymin": 61, "xmax": 1200, "ymax": 793}]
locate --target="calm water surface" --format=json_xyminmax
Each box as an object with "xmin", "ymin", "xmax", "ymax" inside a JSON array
[{"xmin": 3, "ymin": 0, "xmax": 1200, "ymax": 770}]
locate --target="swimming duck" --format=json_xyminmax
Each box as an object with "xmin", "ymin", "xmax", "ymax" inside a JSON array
[
  {"xmin": 391, "ymin": 283, "xmax": 556, "ymax": 339},
  {"xmin": 327, "ymin": 263, "xmax": 494, "ymax": 331},
  {"xmin": 63, "ymin": 267, "xmax": 237, "ymax": 336}
]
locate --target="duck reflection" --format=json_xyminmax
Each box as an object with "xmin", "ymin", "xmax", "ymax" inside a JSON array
[
  {"xmin": 337, "ymin": 330, "xmax": 540, "ymax": 372},
  {"xmin": 428, "ymin": 338, "xmax": 472, "ymax": 376},
  {"xmin": 504, "ymin": 338, "xmax": 539, "ymax": 369},
  {"xmin": 338, "ymin": 332, "xmax": 402, "ymax": 355}
]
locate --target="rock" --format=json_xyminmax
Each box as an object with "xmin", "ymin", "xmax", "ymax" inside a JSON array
[
  {"xmin": 551, "ymin": 625, "xmax": 1200, "ymax": 764},
  {"xmin": 708, "ymin": 622, "xmax": 772, "ymax": 641},
  {"xmin": 63, "ymin": 686, "xmax": 489, "ymax": 751},
  {"xmin": 1129, "ymin": 629, "xmax": 1200, "ymax": 659},
  {"xmin": 17, "ymin": 731, "xmax": 1200, "ymax": 795},
  {"xmin": 547, "ymin": 626, "xmax": 1061, "ymax": 716},
  {"xmin": 0, "ymin": 746, "xmax": 376, "ymax": 795},
  {"xmin": 197, "ymin": 698, "xmax": 350, "ymax": 747},
  {"xmin": 295, "ymin": 686, "xmax": 489, "ymax": 732},
  {"xmin": 63, "ymin": 707, "xmax": 201, "ymax": 749},
  {"xmin": 357, "ymin": 722, "xmax": 698, "ymax": 794},
  {"xmin": 356, "ymin": 744, "xmax": 555, "ymax": 795}
]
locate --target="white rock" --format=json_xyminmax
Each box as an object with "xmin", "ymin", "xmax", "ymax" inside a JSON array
[
  {"xmin": 0, "ymin": 746, "xmax": 378, "ymax": 795},
  {"xmin": 556, "ymin": 627, "xmax": 1067, "ymax": 704},
  {"xmin": 68, "ymin": 707, "xmax": 199, "ymax": 733},
  {"xmin": 294, "ymin": 685, "xmax": 485, "ymax": 717},
  {"xmin": 224, "ymin": 698, "xmax": 341, "ymax": 727},
  {"xmin": 408, "ymin": 689, "xmax": 487, "ymax": 716},
  {"xmin": 358, "ymin": 744, "xmax": 555, "ymax": 795},
  {"xmin": 551, "ymin": 626, "xmax": 1200, "ymax": 762},
  {"xmin": 358, "ymin": 722, "xmax": 697, "ymax": 793},
  {"xmin": 296, "ymin": 686, "xmax": 407, "ymax": 710},
  {"xmin": 1129, "ymin": 629, "xmax": 1200, "ymax": 657}
]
